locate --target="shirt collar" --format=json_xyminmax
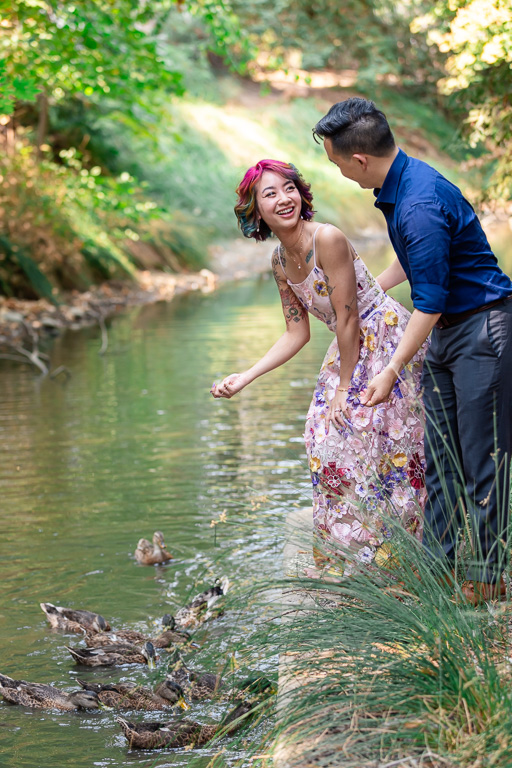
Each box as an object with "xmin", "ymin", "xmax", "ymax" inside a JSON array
[{"xmin": 374, "ymin": 148, "xmax": 408, "ymax": 205}]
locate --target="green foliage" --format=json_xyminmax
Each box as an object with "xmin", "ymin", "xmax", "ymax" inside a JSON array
[
  {"xmin": 413, "ymin": 0, "xmax": 512, "ymax": 200},
  {"xmin": 0, "ymin": 0, "xmax": 184, "ymax": 113},
  {"xmin": 229, "ymin": 0, "xmax": 444, "ymax": 88}
]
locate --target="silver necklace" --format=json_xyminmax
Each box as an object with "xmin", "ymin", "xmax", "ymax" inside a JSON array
[{"xmin": 283, "ymin": 221, "xmax": 305, "ymax": 270}]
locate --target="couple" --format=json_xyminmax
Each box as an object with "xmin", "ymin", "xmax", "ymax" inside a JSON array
[{"xmin": 211, "ymin": 98, "xmax": 512, "ymax": 604}]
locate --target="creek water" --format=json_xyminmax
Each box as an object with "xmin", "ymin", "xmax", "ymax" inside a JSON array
[
  {"xmin": 0, "ymin": 270, "xmax": 334, "ymax": 768},
  {"xmin": 0, "ymin": 238, "xmax": 511, "ymax": 767}
]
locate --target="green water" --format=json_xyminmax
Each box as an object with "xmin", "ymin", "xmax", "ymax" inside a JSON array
[
  {"xmin": 1, "ymin": 239, "xmax": 511, "ymax": 767},
  {"xmin": 0, "ymin": 273, "xmax": 334, "ymax": 768}
]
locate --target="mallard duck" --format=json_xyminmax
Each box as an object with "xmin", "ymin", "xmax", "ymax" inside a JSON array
[
  {"xmin": 163, "ymin": 650, "xmax": 223, "ymax": 701},
  {"xmin": 66, "ymin": 640, "xmax": 158, "ymax": 668},
  {"xmin": 175, "ymin": 577, "xmax": 229, "ymax": 629},
  {"xmin": 159, "ymin": 615, "xmax": 195, "ymax": 646},
  {"xmin": 0, "ymin": 673, "xmax": 101, "ymax": 710},
  {"xmin": 84, "ymin": 616, "xmax": 194, "ymax": 651},
  {"xmin": 134, "ymin": 531, "xmax": 173, "ymax": 565},
  {"xmin": 76, "ymin": 678, "xmax": 189, "ymax": 711},
  {"xmin": 116, "ymin": 699, "xmax": 256, "ymax": 750},
  {"xmin": 40, "ymin": 602, "xmax": 111, "ymax": 634}
]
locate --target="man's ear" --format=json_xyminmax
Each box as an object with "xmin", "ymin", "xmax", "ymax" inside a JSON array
[{"xmin": 352, "ymin": 153, "xmax": 368, "ymax": 170}]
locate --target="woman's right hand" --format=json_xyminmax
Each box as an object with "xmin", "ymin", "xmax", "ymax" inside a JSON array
[{"xmin": 210, "ymin": 372, "xmax": 249, "ymax": 399}]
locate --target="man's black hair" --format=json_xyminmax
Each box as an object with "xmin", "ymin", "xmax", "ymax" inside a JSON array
[{"xmin": 313, "ymin": 98, "xmax": 396, "ymax": 157}]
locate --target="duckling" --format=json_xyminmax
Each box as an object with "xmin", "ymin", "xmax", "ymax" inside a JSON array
[
  {"xmin": 163, "ymin": 650, "xmax": 223, "ymax": 701},
  {"xmin": 175, "ymin": 577, "xmax": 229, "ymax": 629},
  {"xmin": 84, "ymin": 616, "xmax": 194, "ymax": 651},
  {"xmin": 116, "ymin": 699, "xmax": 256, "ymax": 750},
  {"xmin": 134, "ymin": 531, "xmax": 173, "ymax": 565},
  {"xmin": 66, "ymin": 640, "xmax": 158, "ymax": 669},
  {"xmin": 0, "ymin": 673, "xmax": 101, "ymax": 711},
  {"xmin": 76, "ymin": 678, "xmax": 189, "ymax": 711},
  {"xmin": 40, "ymin": 602, "xmax": 111, "ymax": 635}
]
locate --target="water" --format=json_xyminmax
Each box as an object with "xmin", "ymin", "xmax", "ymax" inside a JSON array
[
  {"xmin": 0, "ymin": 273, "xmax": 332, "ymax": 768},
  {"xmin": 1, "ymin": 240, "xmax": 511, "ymax": 767}
]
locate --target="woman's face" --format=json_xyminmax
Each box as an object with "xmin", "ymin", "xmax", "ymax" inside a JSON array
[{"xmin": 255, "ymin": 171, "xmax": 302, "ymax": 232}]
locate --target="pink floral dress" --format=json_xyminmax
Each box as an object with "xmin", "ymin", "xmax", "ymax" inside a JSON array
[{"xmin": 280, "ymin": 224, "xmax": 428, "ymax": 570}]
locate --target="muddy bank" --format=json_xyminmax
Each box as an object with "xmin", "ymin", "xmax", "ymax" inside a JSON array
[
  {"xmin": 0, "ymin": 269, "xmax": 217, "ymax": 350},
  {"xmin": 0, "ymin": 238, "xmax": 274, "ymax": 365}
]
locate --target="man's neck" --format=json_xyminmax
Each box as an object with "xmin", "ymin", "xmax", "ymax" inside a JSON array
[{"xmin": 371, "ymin": 146, "xmax": 400, "ymax": 188}]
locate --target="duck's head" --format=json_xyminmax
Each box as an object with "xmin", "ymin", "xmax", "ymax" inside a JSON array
[
  {"xmin": 68, "ymin": 690, "xmax": 103, "ymax": 710},
  {"xmin": 92, "ymin": 615, "xmax": 110, "ymax": 633},
  {"xmin": 143, "ymin": 641, "xmax": 158, "ymax": 670},
  {"xmin": 158, "ymin": 679, "xmax": 190, "ymax": 710},
  {"xmin": 161, "ymin": 613, "xmax": 176, "ymax": 629},
  {"xmin": 153, "ymin": 531, "xmax": 166, "ymax": 548}
]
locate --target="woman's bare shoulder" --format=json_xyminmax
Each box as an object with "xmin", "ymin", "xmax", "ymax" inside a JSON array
[{"xmin": 315, "ymin": 223, "xmax": 352, "ymax": 259}]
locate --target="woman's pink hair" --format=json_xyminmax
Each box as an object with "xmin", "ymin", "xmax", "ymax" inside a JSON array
[{"xmin": 234, "ymin": 159, "xmax": 315, "ymax": 242}]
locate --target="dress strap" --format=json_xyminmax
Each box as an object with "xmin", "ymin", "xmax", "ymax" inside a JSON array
[{"xmin": 312, "ymin": 223, "xmax": 328, "ymax": 269}]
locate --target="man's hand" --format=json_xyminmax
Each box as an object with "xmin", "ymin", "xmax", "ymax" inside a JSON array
[{"xmin": 360, "ymin": 366, "xmax": 398, "ymax": 407}]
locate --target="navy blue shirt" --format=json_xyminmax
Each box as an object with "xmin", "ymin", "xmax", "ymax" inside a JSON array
[{"xmin": 374, "ymin": 148, "xmax": 512, "ymax": 314}]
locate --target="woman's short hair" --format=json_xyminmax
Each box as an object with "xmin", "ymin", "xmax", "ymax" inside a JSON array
[{"xmin": 234, "ymin": 159, "xmax": 315, "ymax": 242}]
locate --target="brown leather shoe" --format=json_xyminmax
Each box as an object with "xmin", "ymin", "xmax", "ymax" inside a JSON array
[{"xmin": 460, "ymin": 577, "xmax": 507, "ymax": 605}]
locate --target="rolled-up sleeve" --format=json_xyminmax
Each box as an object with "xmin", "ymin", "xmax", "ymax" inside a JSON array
[{"xmin": 400, "ymin": 201, "xmax": 451, "ymax": 314}]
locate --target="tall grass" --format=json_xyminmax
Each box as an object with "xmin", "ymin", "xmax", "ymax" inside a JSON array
[{"xmin": 199, "ymin": 438, "xmax": 512, "ymax": 768}]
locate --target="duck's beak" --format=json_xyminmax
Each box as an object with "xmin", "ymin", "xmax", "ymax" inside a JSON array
[
  {"xmin": 147, "ymin": 657, "xmax": 157, "ymax": 670},
  {"xmin": 98, "ymin": 702, "xmax": 114, "ymax": 711},
  {"xmin": 177, "ymin": 697, "xmax": 190, "ymax": 711}
]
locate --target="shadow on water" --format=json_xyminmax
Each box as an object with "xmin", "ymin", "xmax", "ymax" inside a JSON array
[{"xmin": 0, "ymin": 240, "xmax": 511, "ymax": 766}]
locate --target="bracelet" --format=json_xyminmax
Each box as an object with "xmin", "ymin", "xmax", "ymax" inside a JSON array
[{"xmin": 337, "ymin": 386, "xmax": 349, "ymax": 392}]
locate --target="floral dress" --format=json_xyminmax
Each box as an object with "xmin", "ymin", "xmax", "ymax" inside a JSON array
[{"xmin": 280, "ymin": 224, "xmax": 428, "ymax": 571}]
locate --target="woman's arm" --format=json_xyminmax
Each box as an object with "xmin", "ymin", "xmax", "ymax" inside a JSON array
[
  {"xmin": 315, "ymin": 227, "xmax": 360, "ymax": 426},
  {"xmin": 377, "ymin": 257, "xmax": 407, "ymax": 292},
  {"xmin": 211, "ymin": 249, "xmax": 310, "ymax": 399}
]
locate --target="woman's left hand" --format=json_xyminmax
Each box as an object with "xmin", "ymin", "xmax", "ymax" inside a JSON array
[{"xmin": 326, "ymin": 389, "xmax": 349, "ymax": 432}]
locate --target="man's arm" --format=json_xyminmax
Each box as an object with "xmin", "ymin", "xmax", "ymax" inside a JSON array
[{"xmin": 360, "ymin": 309, "xmax": 440, "ymax": 405}]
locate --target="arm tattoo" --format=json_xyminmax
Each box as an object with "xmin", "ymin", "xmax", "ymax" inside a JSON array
[
  {"xmin": 324, "ymin": 270, "xmax": 356, "ymax": 311},
  {"xmin": 344, "ymin": 295, "xmax": 356, "ymax": 312},
  {"xmin": 272, "ymin": 249, "xmax": 307, "ymax": 325},
  {"xmin": 323, "ymin": 271, "xmax": 335, "ymax": 297},
  {"xmin": 279, "ymin": 286, "xmax": 307, "ymax": 324}
]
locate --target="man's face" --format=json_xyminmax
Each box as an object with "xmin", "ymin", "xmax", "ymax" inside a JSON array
[{"xmin": 324, "ymin": 137, "xmax": 370, "ymax": 188}]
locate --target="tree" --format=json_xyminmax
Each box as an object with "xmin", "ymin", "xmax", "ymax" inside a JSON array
[
  {"xmin": 0, "ymin": 1, "xmax": 184, "ymax": 130},
  {"xmin": 412, "ymin": 0, "xmax": 512, "ymax": 202}
]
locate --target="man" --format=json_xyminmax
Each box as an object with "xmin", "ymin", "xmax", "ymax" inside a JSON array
[{"xmin": 313, "ymin": 97, "xmax": 512, "ymax": 603}]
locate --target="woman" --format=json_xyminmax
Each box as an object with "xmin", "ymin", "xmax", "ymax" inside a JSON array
[{"xmin": 211, "ymin": 160, "xmax": 427, "ymax": 574}]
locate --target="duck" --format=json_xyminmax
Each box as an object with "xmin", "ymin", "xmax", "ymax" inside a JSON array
[
  {"xmin": 116, "ymin": 698, "xmax": 257, "ymax": 750},
  {"xmin": 84, "ymin": 616, "xmax": 195, "ymax": 651},
  {"xmin": 175, "ymin": 577, "xmax": 229, "ymax": 629},
  {"xmin": 66, "ymin": 640, "xmax": 158, "ymax": 669},
  {"xmin": 0, "ymin": 672, "xmax": 101, "ymax": 711},
  {"xmin": 163, "ymin": 650, "xmax": 223, "ymax": 701},
  {"xmin": 76, "ymin": 678, "xmax": 189, "ymax": 711},
  {"xmin": 40, "ymin": 602, "xmax": 111, "ymax": 634},
  {"xmin": 134, "ymin": 531, "xmax": 173, "ymax": 565}
]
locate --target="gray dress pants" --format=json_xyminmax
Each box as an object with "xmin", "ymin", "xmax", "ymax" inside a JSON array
[{"xmin": 421, "ymin": 298, "xmax": 512, "ymax": 583}]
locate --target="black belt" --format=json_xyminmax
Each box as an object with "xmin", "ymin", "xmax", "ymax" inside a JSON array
[{"xmin": 435, "ymin": 296, "xmax": 511, "ymax": 330}]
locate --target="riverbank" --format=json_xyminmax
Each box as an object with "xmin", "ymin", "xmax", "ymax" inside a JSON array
[{"xmin": 0, "ymin": 237, "xmax": 274, "ymax": 360}]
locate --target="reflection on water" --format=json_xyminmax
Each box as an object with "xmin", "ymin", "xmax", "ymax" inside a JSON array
[
  {"xmin": 0, "ymin": 240, "xmax": 511, "ymax": 767},
  {"xmin": 0, "ymin": 266, "xmax": 331, "ymax": 767}
]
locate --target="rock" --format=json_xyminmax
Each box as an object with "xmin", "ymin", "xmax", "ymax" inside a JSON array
[{"xmin": 1, "ymin": 311, "xmax": 24, "ymax": 323}]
